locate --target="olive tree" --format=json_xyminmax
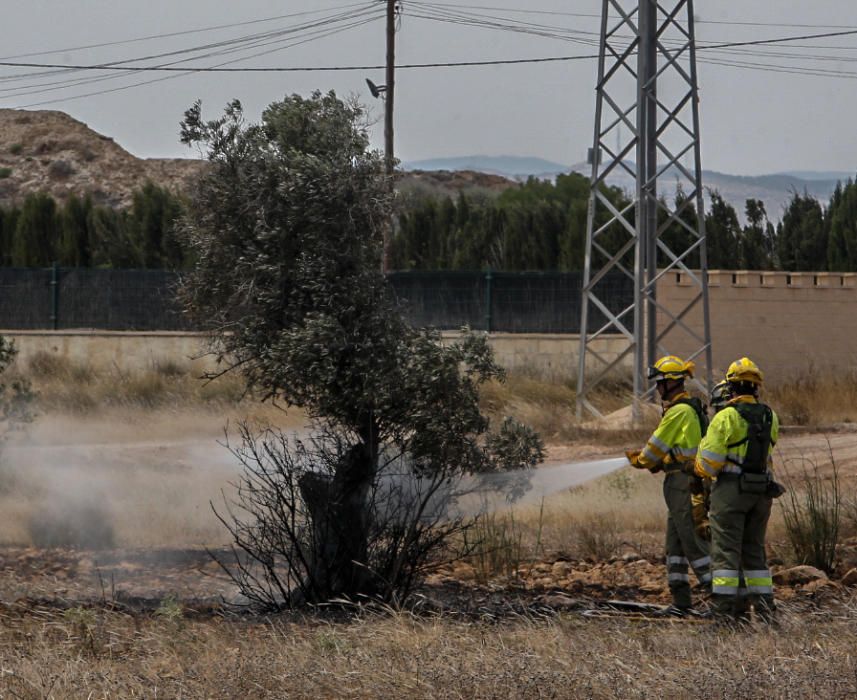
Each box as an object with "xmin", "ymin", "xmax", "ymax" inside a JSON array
[{"xmin": 179, "ymin": 91, "xmax": 543, "ymax": 609}]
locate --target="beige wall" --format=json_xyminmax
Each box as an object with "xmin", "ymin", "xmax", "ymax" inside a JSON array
[
  {"xmin": 658, "ymin": 270, "xmax": 857, "ymax": 378},
  {"xmin": 3, "ymin": 330, "xmax": 217, "ymax": 373}
]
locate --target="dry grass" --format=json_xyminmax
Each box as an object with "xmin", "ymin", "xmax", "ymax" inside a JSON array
[
  {"xmin": 767, "ymin": 370, "xmax": 857, "ymax": 427},
  {"xmin": 480, "ymin": 372, "xmax": 638, "ymax": 443},
  {"xmin": 508, "ymin": 467, "xmax": 666, "ymax": 560},
  {"xmin": 2, "ymin": 604, "xmax": 857, "ymax": 698},
  {"xmin": 19, "ymin": 351, "xmax": 248, "ymax": 413}
]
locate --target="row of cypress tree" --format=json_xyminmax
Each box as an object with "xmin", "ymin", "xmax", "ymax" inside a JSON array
[
  {"xmin": 0, "ymin": 182, "xmax": 187, "ymax": 269},
  {"xmin": 391, "ymin": 172, "xmax": 857, "ymax": 273},
  {"xmin": 0, "ymin": 172, "xmax": 855, "ymax": 272}
]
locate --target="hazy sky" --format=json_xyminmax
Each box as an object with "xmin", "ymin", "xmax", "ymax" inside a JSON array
[{"xmin": 1, "ymin": 1, "xmax": 854, "ymax": 175}]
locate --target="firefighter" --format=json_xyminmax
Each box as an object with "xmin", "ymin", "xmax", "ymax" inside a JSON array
[
  {"xmin": 693, "ymin": 380, "xmax": 733, "ymax": 538},
  {"xmin": 625, "ymin": 355, "xmax": 711, "ymax": 616},
  {"xmin": 695, "ymin": 357, "xmax": 779, "ymax": 623}
]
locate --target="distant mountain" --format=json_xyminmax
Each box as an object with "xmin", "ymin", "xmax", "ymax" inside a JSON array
[
  {"xmin": 778, "ymin": 170, "xmax": 855, "ymax": 182},
  {"xmin": 403, "ymin": 155, "xmax": 569, "ymax": 178}
]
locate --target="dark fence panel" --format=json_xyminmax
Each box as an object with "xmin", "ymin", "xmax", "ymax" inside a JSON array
[
  {"xmin": 0, "ymin": 268, "xmax": 634, "ymax": 334},
  {"xmin": 0, "ymin": 267, "xmax": 187, "ymax": 331},
  {"xmin": 389, "ymin": 270, "xmax": 633, "ymax": 334},
  {"xmin": 0, "ymin": 268, "xmax": 54, "ymax": 329},
  {"xmin": 58, "ymin": 268, "xmax": 188, "ymax": 331},
  {"xmin": 387, "ymin": 271, "xmax": 488, "ymax": 330}
]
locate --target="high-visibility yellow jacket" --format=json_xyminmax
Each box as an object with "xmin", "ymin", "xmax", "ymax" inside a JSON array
[
  {"xmin": 694, "ymin": 395, "xmax": 779, "ymax": 479},
  {"xmin": 630, "ymin": 392, "xmax": 702, "ymax": 472}
]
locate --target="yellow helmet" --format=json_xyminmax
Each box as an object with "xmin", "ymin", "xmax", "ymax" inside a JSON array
[
  {"xmin": 647, "ymin": 355, "xmax": 695, "ymax": 382},
  {"xmin": 726, "ymin": 357, "xmax": 763, "ymax": 385}
]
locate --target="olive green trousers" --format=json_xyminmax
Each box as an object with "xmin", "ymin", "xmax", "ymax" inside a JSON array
[{"xmin": 663, "ymin": 472, "xmax": 711, "ymax": 608}]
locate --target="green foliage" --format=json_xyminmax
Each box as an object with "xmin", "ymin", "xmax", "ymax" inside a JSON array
[
  {"xmin": 8, "ymin": 143, "xmax": 22, "ymax": 155},
  {"xmin": 12, "ymin": 192, "xmax": 58, "ymax": 266},
  {"xmin": 827, "ymin": 179, "xmax": 857, "ymax": 272},
  {"xmin": 704, "ymin": 191, "xmax": 741, "ymax": 268},
  {"xmin": 0, "ymin": 167, "xmax": 11, "ymax": 179},
  {"xmin": 0, "ymin": 185, "xmax": 187, "ymax": 269},
  {"xmin": 391, "ymin": 172, "xmax": 629, "ymax": 271},
  {"xmin": 59, "ymin": 194, "xmax": 92, "ymax": 267},
  {"xmin": 778, "ymin": 191, "xmax": 828, "ymax": 271},
  {"xmin": 127, "ymin": 182, "xmax": 187, "ymax": 268},
  {"xmin": 180, "ymin": 92, "xmax": 544, "ymax": 607},
  {"xmin": 742, "ymin": 198, "xmax": 776, "ymax": 269}
]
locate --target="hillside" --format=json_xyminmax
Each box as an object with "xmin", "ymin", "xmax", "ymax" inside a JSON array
[
  {"xmin": 0, "ymin": 110, "xmax": 519, "ymax": 209},
  {"xmin": 0, "ymin": 109, "xmax": 206, "ymax": 208}
]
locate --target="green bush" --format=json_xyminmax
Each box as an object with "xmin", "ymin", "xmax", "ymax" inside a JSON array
[
  {"xmin": 8, "ymin": 143, "xmax": 22, "ymax": 155},
  {"xmin": 0, "ymin": 168, "xmax": 12, "ymax": 179}
]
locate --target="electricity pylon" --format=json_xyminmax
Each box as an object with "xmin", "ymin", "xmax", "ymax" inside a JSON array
[{"xmin": 576, "ymin": 0, "xmax": 712, "ymax": 420}]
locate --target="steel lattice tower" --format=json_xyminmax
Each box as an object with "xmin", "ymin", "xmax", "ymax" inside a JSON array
[{"xmin": 576, "ymin": 0, "xmax": 713, "ymax": 420}]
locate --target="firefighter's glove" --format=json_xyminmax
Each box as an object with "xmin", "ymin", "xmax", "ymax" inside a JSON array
[
  {"xmin": 625, "ymin": 449, "xmax": 643, "ymax": 468},
  {"xmin": 689, "ymin": 476, "xmax": 705, "ymax": 495},
  {"xmin": 766, "ymin": 480, "xmax": 787, "ymax": 499},
  {"xmin": 680, "ymin": 460, "xmax": 698, "ymax": 476}
]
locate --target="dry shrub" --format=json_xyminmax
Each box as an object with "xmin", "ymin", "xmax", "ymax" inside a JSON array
[
  {"xmin": 480, "ymin": 371, "xmax": 636, "ymax": 442},
  {"xmin": 768, "ymin": 368, "xmax": 857, "ymax": 426},
  {"xmin": 575, "ymin": 513, "xmax": 621, "ymax": 560},
  {"xmin": 779, "ymin": 452, "xmax": 842, "ymax": 573},
  {"xmin": 512, "ymin": 467, "xmax": 665, "ymax": 558},
  {"xmin": 463, "ymin": 507, "xmax": 546, "ymax": 583},
  {"xmin": 20, "ymin": 351, "xmax": 245, "ymax": 411}
]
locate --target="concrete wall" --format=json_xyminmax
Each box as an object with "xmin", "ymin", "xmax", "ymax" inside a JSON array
[
  {"xmin": 3, "ymin": 330, "xmax": 218, "ymax": 374},
  {"xmin": 1, "ymin": 329, "xmax": 633, "ymax": 379}
]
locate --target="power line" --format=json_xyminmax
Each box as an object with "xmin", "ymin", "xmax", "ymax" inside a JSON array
[
  {"xmin": 1, "ymin": 53, "xmax": 598, "ymax": 75},
  {"xmin": 0, "ymin": 7, "xmax": 385, "ymax": 104},
  {"xmin": 13, "ymin": 16, "xmax": 385, "ymax": 108},
  {"xmin": 409, "ymin": 1, "xmax": 857, "ymax": 30},
  {"xmin": 700, "ymin": 29, "xmax": 857, "ymax": 50},
  {"xmin": 0, "ymin": 2, "xmax": 375, "ymax": 61},
  {"xmin": 0, "ymin": 4, "xmax": 382, "ymax": 85},
  {"xmin": 4, "ymin": 15, "xmax": 857, "ymax": 108}
]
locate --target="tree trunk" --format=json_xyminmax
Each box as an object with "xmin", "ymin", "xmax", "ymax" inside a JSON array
[{"xmin": 299, "ymin": 441, "xmax": 376, "ymax": 600}]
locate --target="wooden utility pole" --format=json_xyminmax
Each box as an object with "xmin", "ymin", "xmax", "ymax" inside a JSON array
[
  {"xmin": 382, "ymin": 0, "xmax": 396, "ymax": 273},
  {"xmin": 384, "ymin": 0, "xmax": 396, "ymax": 177}
]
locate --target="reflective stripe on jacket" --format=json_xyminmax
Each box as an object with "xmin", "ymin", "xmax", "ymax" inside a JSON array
[
  {"xmin": 633, "ymin": 392, "xmax": 702, "ymax": 472},
  {"xmin": 694, "ymin": 396, "xmax": 779, "ymax": 479}
]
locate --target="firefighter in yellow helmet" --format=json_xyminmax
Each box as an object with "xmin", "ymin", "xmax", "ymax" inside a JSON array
[
  {"xmin": 625, "ymin": 355, "xmax": 711, "ymax": 616},
  {"xmin": 695, "ymin": 357, "xmax": 780, "ymax": 623}
]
